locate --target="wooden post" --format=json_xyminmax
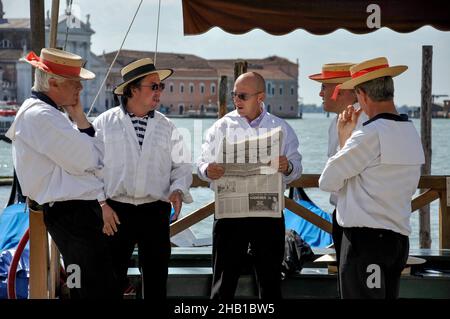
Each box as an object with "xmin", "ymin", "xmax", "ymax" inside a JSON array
[
  {"xmin": 29, "ymin": 0, "xmax": 51, "ymax": 299},
  {"xmin": 29, "ymin": 0, "xmax": 45, "ymax": 82},
  {"xmin": 419, "ymin": 45, "xmax": 432, "ymax": 249},
  {"xmin": 218, "ymin": 76, "xmax": 228, "ymax": 119},
  {"xmin": 48, "ymin": 0, "xmax": 62, "ymax": 298},
  {"xmin": 234, "ymin": 60, "xmax": 248, "ymax": 81},
  {"xmin": 439, "ymin": 178, "xmax": 450, "ymax": 249},
  {"xmin": 28, "ymin": 210, "xmax": 49, "ymax": 299},
  {"xmin": 49, "ymin": 0, "xmax": 60, "ymax": 48}
]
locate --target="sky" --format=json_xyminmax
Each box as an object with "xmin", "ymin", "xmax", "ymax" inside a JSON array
[{"xmin": 4, "ymin": 0, "xmax": 450, "ymax": 106}]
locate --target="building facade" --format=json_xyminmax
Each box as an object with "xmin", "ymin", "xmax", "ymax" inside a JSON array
[
  {"xmin": 104, "ymin": 51, "xmax": 300, "ymax": 118},
  {"xmin": 1, "ymin": 1, "xmax": 300, "ymax": 117},
  {"xmin": 0, "ymin": 3, "xmax": 107, "ymax": 113}
]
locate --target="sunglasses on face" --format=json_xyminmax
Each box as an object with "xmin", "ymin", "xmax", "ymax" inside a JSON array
[
  {"xmin": 230, "ymin": 91, "xmax": 261, "ymax": 101},
  {"xmin": 140, "ymin": 82, "xmax": 165, "ymax": 91}
]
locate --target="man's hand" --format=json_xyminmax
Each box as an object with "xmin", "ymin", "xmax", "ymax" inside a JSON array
[
  {"xmin": 169, "ymin": 190, "xmax": 182, "ymax": 221},
  {"xmin": 100, "ymin": 202, "xmax": 121, "ymax": 236},
  {"xmin": 62, "ymin": 99, "xmax": 91, "ymax": 129},
  {"xmin": 270, "ymin": 156, "xmax": 290, "ymax": 174},
  {"xmin": 206, "ymin": 163, "xmax": 225, "ymax": 180},
  {"xmin": 338, "ymin": 105, "xmax": 363, "ymax": 148}
]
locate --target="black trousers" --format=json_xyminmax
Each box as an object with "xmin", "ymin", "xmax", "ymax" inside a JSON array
[
  {"xmin": 106, "ymin": 199, "xmax": 171, "ymax": 300},
  {"xmin": 339, "ymin": 227, "xmax": 409, "ymax": 299},
  {"xmin": 43, "ymin": 200, "xmax": 119, "ymax": 299},
  {"xmin": 211, "ymin": 216, "xmax": 285, "ymax": 300}
]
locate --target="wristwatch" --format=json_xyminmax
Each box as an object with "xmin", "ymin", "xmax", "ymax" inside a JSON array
[{"xmin": 286, "ymin": 161, "xmax": 293, "ymax": 175}]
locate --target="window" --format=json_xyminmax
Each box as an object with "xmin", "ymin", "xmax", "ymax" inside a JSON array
[
  {"xmin": 210, "ymin": 83, "xmax": 216, "ymax": 94},
  {"xmin": 272, "ymin": 87, "xmax": 275, "ymax": 96},
  {"xmin": 200, "ymin": 83, "xmax": 205, "ymax": 94},
  {"xmin": 290, "ymin": 106, "xmax": 294, "ymax": 111},
  {"xmin": 279, "ymin": 106, "xmax": 282, "ymax": 110},
  {"xmin": 189, "ymin": 83, "xmax": 194, "ymax": 94},
  {"xmin": 169, "ymin": 83, "xmax": 174, "ymax": 93},
  {"xmin": 180, "ymin": 83, "xmax": 184, "ymax": 93},
  {"xmin": 0, "ymin": 39, "xmax": 12, "ymax": 49},
  {"xmin": 267, "ymin": 83, "xmax": 272, "ymax": 95},
  {"xmin": 291, "ymin": 86, "xmax": 295, "ymax": 95},
  {"xmin": 279, "ymin": 86, "xmax": 283, "ymax": 95}
]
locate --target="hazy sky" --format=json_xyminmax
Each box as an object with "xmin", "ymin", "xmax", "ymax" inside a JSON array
[{"xmin": 4, "ymin": 0, "xmax": 450, "ymax": 106}]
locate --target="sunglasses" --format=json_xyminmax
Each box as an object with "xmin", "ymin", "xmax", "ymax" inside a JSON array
[
  {"xmin": 140, "ymin": 82, "xmax": 165, "ymax": 91},
  {"xmin": 230, "ymin": 91, "xmax": 261, "ymax": 101}
]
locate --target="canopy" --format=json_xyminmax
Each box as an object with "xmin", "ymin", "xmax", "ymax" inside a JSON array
[{"xmin": 182, "ymin": 0, "xmax": 450, "ymax": 35}]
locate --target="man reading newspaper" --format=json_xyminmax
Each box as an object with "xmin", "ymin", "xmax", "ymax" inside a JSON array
[{"xmin": 197, "ymin": 72, "xmax": 302, "ymax": 299}]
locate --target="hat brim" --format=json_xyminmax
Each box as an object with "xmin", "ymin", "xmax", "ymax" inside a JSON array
[
  {"xmin": 314, "ymin": 254, "xmax": 337, "ymax": 263},
  {"xmin": 114, "ymin": 69, "xmax": 173, "ymax": 95},
  {"xmin": 22, "ymin": 57, "xmax": 95, "ymax": 80},
  {"xmin": 340, "ymin": 65, "xmax": 407, "ymax": 90},
  {"xmin": 406, "ymin": 256, "xmax": 426, "ymax": 265},
  {"xmin": 309, "ymin": 73, "xmax": 352, "ymax": 84}
]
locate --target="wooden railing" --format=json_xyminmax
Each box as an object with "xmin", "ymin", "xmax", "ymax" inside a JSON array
[
  {"xmin": 25, "ymin": 174, "xmax": 449, "ymax": 298},
  {"xmin": 171, "ymin": 174, "xmax": 450, "ymax": 249}
]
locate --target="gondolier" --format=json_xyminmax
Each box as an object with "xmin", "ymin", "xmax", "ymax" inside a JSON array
[
  {"xmin": 6, "ymin": 48, "xmax": 118, "ymax": 298},
  {"xmin": 93, "ymin": 58, "xmax": 193, "ymax": 299},
  {"xmin": 309, "ymin": 62, "xmax": 368, "ymax": 295},
  {"xmin": 319, "ymin": 57, "xmax": 425, "ymax": 299}
]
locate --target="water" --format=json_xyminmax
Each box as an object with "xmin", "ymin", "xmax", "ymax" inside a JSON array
[{"xmin": 1, "ymin": 113, "xmax": 449, "ymax": 249}]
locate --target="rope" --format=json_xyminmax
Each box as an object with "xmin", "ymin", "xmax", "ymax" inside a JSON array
[
  {"xmin": 63, "ymin": 0, "xmax": 73, "ymax": 51},
  {"xmin": 86, "ymin": 0, "xmax": 144, "ymax": 117},
  {"xmin": 153, "ymin": 0, "xmax": 162, "ymax": 65}
]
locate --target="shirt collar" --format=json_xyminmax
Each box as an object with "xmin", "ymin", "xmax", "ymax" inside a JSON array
[
  {"xmin": 122, "ymin": 104, "xmax": 155, "ymax": 118},
  {"xmin": 246, "ymin": 105, "xmax": 266, "ymax": 128},
  {"xmin": 31, "ymin": 91, "xmax": 61, "ymax": 110},
  {"xmin": 363, "ymin": 113, "xmax": 409, "ymax": 126}
]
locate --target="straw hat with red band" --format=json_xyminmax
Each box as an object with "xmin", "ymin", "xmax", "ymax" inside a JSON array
[
  {"xmin": 339, "ymin": 57, "xmax": 408, "ymax": 90},
  {"xmin": 23, "ymin": 48, "xmax": 95, "ymax": 80},
  {"xmin": 114, "ymin": 58, "xmax": 173, "ymax": 95},
  {"xmin": 309, "ymin": 63, "xmax": 355, "ymax": 84}
]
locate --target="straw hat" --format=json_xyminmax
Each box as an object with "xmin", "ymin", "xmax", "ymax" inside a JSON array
[
  {"xmin": 114, "ymin": 58, "xmax": 173, "ymax": 95},
  {"xmin": 314, "ymin": 254, "xmax": 426, "ymax": 266},
  {"xmin": 309, "ymin": 63, "xmax": 354, "ymax": 84},
  {"xmin": 339, "ymin": 57, "xmax": 407, "ymax": 89},
  {"xmin": 23, "ymin": 48, "xmax": 95, "ymax": 80}
]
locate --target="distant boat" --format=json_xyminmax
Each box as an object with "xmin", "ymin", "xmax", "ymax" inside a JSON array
[{"xmin": 0, "ymin": 102, "xmax": 18, "ymax": 137}]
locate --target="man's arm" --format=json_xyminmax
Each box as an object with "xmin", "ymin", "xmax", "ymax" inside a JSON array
[
  {"xmin": 319, "ymin": 129, "xmax": 378, "ymax": 192},
  {"xmin": 282, "ymin": 124, "xmax": 303, "ymax": 185},
  {"xmin": 22, "ymin": 106, "xmax": 102, "ymax": 176}
]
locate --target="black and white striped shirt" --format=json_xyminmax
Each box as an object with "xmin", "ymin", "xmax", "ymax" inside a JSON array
[{"xmin": 128, "ymin": 110, "xmax": 154, "ymax": 147}]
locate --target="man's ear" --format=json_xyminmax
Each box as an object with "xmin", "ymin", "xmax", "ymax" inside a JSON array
[{"xmin": 48, "ymin": 78, "xmax": 58, "ymax": 89}]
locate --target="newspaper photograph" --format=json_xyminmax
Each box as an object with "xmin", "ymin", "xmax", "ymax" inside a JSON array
[{"xmin": 214, "ymin": 127, "xmax": 284, "ymax": 219}]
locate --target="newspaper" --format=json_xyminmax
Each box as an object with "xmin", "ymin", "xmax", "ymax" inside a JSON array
[{"xmin": 214, "ymin": 127, "xmax": 284, "ymax": 219}]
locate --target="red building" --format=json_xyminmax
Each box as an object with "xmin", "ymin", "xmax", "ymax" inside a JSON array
[{"xmin": 103, "ymin": 50, "xmax": 300, "ymax": 118}]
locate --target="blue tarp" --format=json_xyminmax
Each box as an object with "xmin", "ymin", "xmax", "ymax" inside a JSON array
[
  {"xmin": 284, "ymin": 199, "xmax": 333, "ymax": 248},
  {"xmin": 0, "ymin": 202, "xmax": 29, "ymax": 299}
]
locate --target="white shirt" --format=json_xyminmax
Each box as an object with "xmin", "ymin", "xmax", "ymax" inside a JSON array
[
  {"xmin": 6, "ymin": 97, "xmax": 105, "ymax": 205},
  {"xmin": 319, "ymin": 114, "xmax": 425, "ymax": 236},
  {"xmin": 327, "ymin": 103, "xmax": 368, "ymax": 206},
  {"xmin": 197, "ymin": 110, "xmax": 303, "ymax": 189},
  {"xmin": 93, "ymin": 106, "xmax": 193, "ymax": 206}
]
